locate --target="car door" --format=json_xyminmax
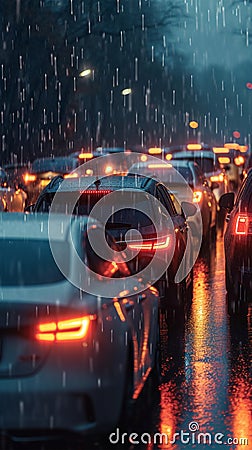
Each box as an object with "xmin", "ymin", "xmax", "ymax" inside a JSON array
[{"xmin": 156, "ymin": 184, "xmax": 187, "ymax": 281}]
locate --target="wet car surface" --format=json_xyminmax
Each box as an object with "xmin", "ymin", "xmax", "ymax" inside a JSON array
[{"xmin": 7, "ymin": 233, "xmax": 250, "ymax": 450}]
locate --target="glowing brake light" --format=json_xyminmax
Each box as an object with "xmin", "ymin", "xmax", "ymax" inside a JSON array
[
  {"xmin": 235, "ymin": 215, "xmax": 252, "ymax": 235},
  {"xmin": 193, "ymin": 191, "xmax": 203, "ymax": 203},
  {"xmin": 78, "ymin": 152, "xmax": 93, "ymax": 160},
  {"xmin": 36, "ymin": 315, "xmax": 96, "ymax": 342},
  {"xmin": 187, "ymin": 144, "xmax": 202, "ymax": 150},
  {"xmin": 234, "ymin": 156, "xmax": 245, "ymax": 166},
  {"xmin": 213, "ymin": 147, "xmax": 229, "ymax": 154},
  {"xmin": 23, "ymin": 173, "xmax": 36, "ymax": 183},
  {"xmin": 239, "ymin": 145, "xmax": 248, "ymax": 153},
  {"xmin": 81, "ymin": 189, "xmax": 112, "ymax": 195},
  {"xmin": 128, "ymin": 236, "xmax": 170, "ymax": 251},
  {"xmin": 218, "ymin": 157, "xmax": 230, "ymax": 164},
  {"xmin": 210, "ymin": 174, "xmax": 224, "ymax": 183},
  {"xmin": 148, "ymin": 147, "xmax": 162, "ymax": 155},
  {"xmin": 224, "ymin": 143, "xmax": 240, "ymax": 150},
  {"xmin": 64, "ymin": 172, "xmax": 79, "ymax": 179},
  {"xmin": 147, "ymin": 163, "xmax": 172, "ymax": 169}
]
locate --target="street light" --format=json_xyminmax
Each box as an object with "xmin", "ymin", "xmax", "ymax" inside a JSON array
[
  {"xmin": 121, "ymin": 88, "xmax": 132, "ymax": 96},
  {"xmin": 79, "ymin": 69, "xmax": 92, "ymax": 78},
  {"xmin": 189, "ymin": 121, "xmax": 199, "ymax": 129}
]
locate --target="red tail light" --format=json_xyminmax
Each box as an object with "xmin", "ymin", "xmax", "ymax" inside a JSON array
[
  {"xmin": 235, "ymin": 215, "xmax": 252, "ymax": 235},
  {"xmin": 36, "ymin": 315, "xmax": 96, "ymax": 342},
  {"xmin": 128, "ymin": 236, "xmax": 170, "ymax": 251}
]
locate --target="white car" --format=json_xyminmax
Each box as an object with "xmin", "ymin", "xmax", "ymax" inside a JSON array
[
  {"xmin": 170, "ymin": 147, "xmax": 228, "ymax": 206},
  {"xmin": 129, "ymin": 160, "xmax": 217, "ymax": 243},
  {"xmin": 0, "ymin": 213, "xmax": 160, "ymax": 442}
]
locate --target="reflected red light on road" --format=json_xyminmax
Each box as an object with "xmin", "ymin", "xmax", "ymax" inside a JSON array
[
  {"xmin": 159, "ymin": 381, "xmax": 180, "ymax": 448},
  {"xmin": 231, "ymin": 383, "xmax": 251, "ymax": 448}
]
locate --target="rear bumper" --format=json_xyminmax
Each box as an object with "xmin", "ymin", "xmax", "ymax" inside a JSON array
[
  {"xmin": 0, "ymin": 375, "xmax": 123, "ymax": 439},
  {"xmin": 0, "ymin": 340, "xmax": 127, "ymax": 437}
]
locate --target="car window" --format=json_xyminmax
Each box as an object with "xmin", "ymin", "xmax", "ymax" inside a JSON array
[
  {"xmin": 238, "ymin": 177, "xmax": 252, "ymax": 212},
  {"xmin": 235, "ymin": 175, "xmax": 250, "ymax": 206},
  {"xmin": 0, "ymin": 239, "xmax": 69, "ymax": 286},
  {"xmin": 192, "ymin": 165, "xmax": 204, "ymax": 185},
  {"xmin": 31, "ymin": 158, "xmax": 78, "ymax": 173},
  {"xmin": 171, "ymin": 166, "xmax": 194, "ymax": 186},
  {"xmin": 193, "ymin": 157, "xmax": 215, "ymax": 173},
  {"xmin": 36, "ymin": 190, "xmax": 155, "ymax": 223},
  {"xmin": 156, "ymin": 185, "xmax": 178, "ymax": 215}
]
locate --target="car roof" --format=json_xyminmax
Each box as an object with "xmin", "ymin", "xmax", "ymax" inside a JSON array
[
  {"xmin": 171, "ymin": 150, "xmax": 215, "ymax": 159},
  {"xmin": 31, "ymin": 157, "xmax": 79, "ymax": 173},
  {"xmin": 129, "ymin": 160, "xmax": 197, "ymax": 175}
]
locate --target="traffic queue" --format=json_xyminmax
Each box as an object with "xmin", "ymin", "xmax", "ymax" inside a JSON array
[{"xmin": 0, "ymin": 142, "xmax": 251, "ymax": 443}]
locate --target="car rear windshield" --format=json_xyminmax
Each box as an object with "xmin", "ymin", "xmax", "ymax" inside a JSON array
[
  {"xmin": 193, "ymin": 157, "xmax": 216, "ymax": 173},
  {"xmin": 31, "ymin": 158, "xmax": 77, "ymax": 174},
  {"xmin": 132, "ymin": 165, "xmax": 194, "ymax": 185},
  {"xmin": 37, "ymin": 190, "xmax": 155, "ymax": 221},
  {"xmin": 170, "ymin": 166, "xmax": 194, "ymax": 184},
  {"xmin": 0, "ymin": 239, "xmax": 69, "ymax": 286}
]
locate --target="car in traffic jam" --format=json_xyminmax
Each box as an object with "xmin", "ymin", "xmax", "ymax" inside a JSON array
[
  {"xmin": 0, "ymin": 212, "xmax": 160, "ymax": 441},
  {"xmin": 29, "ymin": 173, "xmax": 195, "ymax": 314},
  {"xmin": 1, "ymin": 1, "xmax": 252, "ymax": 447},
  {"xmin": 128, "ymin": 159, "xmax": 217, "ymax": 244},
  {"xmin": 220, "ymin": 168, "xmax": 252, "ymax": 314}
]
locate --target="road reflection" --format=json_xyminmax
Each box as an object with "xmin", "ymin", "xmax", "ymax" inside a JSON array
[
  {"xmin": 151, "ymin": 235, "xmax": 251, "ymax": 450},
  {"xmin": 228, "ymin": 312, "xmax": 252, "ymax": 449}
]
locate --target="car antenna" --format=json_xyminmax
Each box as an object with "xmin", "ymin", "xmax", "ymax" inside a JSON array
[{"xmin": 94, "ymin": 178, "xmax": 101, "ymax": 190}]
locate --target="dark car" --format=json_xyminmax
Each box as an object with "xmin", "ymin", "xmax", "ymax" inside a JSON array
[
  {"xmin": 22, "ymin": 156, "xmax": 80, "ymax": 204},
  {"xmin": 219, "ymin": 168, "xmax": 252, "ymax": 314},
  {"xmin": 3, "ymin": 163, "xmax": 30, "ymax": 188},
  {"xmin": 30, "ymin": 174, "xmax": 195, "ymax": 315}
]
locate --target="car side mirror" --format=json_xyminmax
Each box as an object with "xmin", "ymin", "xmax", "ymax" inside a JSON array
[
  {"xmin": 24, "ymin": 204, "xmax": 35, "ymax": 213},
  {"xmin": 211, "ymin": 181, "xmax": 219, "ymax": 191},
  {"xmin": 181, "ymin": 201, "xmax": 197, "ymax": 217},
  {"xmin": 219, "ymin": 192, "xmax": 234, "ymax": 212}
]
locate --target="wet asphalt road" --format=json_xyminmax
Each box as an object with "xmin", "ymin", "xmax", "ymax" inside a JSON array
[{"xmin": 4, "ymin": 234, "xmax": 252, "ymax": 450}]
